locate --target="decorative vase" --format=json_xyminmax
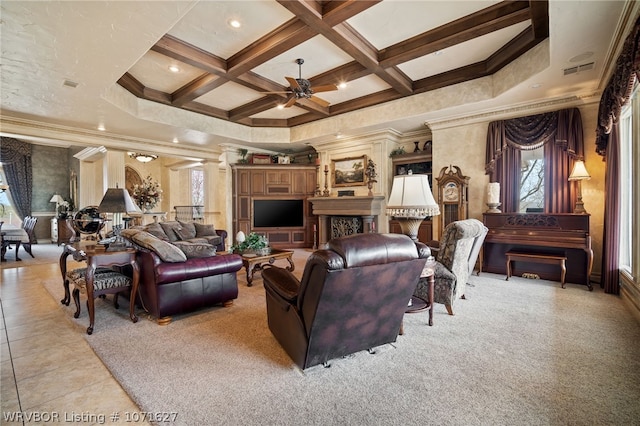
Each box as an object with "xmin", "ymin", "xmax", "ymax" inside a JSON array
[{"xmin": 367, "ymin": 180, "xmax": 375, "ymax": 196}]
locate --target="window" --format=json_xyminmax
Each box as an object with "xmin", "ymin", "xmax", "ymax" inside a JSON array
[
  {"xmin": 519, "ymin": 146, "xmax": 544, "ymax": 212},
  {"xmin": 0, "ymin": 166, "xmax": 18, "ymax": 225},
  {"xmin": 619, "ymin": 85, "xmax": 638, "ymax": 277},
  {"xmin": 190, "ymin": 168, "xmax": 204, "ymax": 206}
]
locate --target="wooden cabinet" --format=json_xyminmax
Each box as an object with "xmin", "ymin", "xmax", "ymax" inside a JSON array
[
  {"xmin": 391, "ymin": 150, "xmax": 433, "ymax": 186},
  {"xmin": 389, "ymin": 219, "xmax": 433, "ymax": 243},
  {"xmin": 51, "ymin": 218, "xmax": 77, "ymax": 245},
  {"xmin": 232, "ymin": 165, "xmax": 317, "ymax": 248}
]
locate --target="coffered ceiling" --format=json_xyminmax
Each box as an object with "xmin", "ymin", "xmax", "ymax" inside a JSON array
[
  {"xmin": 0, "ymin": 1, "xmax": 635, "ymax": 158},
  {"xmin": 120, "ymin": 1, "xmax": 545, "ymax": 128}
]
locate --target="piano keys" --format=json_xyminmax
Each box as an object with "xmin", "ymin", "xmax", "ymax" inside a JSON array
[{"xmin": 482, "ymin": 213, "xmax": 593, "ymax": 290}]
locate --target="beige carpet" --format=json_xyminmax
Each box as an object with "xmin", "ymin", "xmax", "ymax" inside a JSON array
[{"xmin": 40, "ymin": 250, "xmax": 640, "ymax": 426}]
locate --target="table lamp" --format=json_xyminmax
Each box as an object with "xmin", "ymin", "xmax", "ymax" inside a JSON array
[
  {"xmin": 50, "ymin": 194, "xmax": 64, "ymax": 215},
  {"xmin": 386, "ymin": 171, "xmax": 440, "ymax": 241},
  {"xmin": 568, "ymin": 160, "xmax": 591, "ymax": 214},
  {"xmin": 98, "ymin": 185, "xmax": 142, "ymax": 244}
]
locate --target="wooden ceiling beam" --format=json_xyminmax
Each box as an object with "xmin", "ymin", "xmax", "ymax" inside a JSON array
[
  {"xmin": 277, "ymin": 0, "xmax": 413, "ymax": 95},
  {"xmin": 226, "ymin": 19, "xmax": 316, "ymax": 75},
  {"xmin": 378, "ymin": 1, "xmax": 532, "ymax": 66},
  {"xmin": 172, "ymin": 73, "xmax": 221, "ymax": 106},
  {"xmin": 151, "ymin": 34, "xmax": 227, "ymax": 75}
]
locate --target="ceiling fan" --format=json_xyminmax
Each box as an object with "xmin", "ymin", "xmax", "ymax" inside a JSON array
[{"xmin": 264, "ymin": 58, "xmax": 338, "ymax": 108}]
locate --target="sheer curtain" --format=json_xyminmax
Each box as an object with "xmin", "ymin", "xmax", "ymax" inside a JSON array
[
  {"xmin": 485, "ymin": 108, "xmax": 583, "ymax": 213},
  {"xmin": 0, "ymin": 137, "xmax": 33, "ymax": 220}
]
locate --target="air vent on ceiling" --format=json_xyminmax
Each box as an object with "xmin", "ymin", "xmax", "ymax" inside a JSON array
[
  {"xmin": 563, "ymin": 62, "xmax": 595, "ymax": 76},
  {"xmin": 63, "ymin": 79, "xmax": 79, "ymax": 88}
]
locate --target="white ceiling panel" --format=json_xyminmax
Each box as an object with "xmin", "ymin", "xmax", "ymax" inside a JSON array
[
  {"xmin": 251, "ymin": 105, "xmax": 307, "ymax": 120},
  {"xmin": 347, "ymin": 0, "xmax": 501, "ymax": 49},
  {"xmin": 251, "ymin": 35, "xmax": 354, "ymax": 84},
  {"xmin": 166, "ymin": 1, "xmax": 294, "ymax": 59},
  {"xmin": 398, "ymin": 21, "xmax": 531, "ymax": 80},
  {"xmin": 196, "ymin": 81, "xmax": 265, "ymax": 110},
  {"xmin": 320, "ymin": 75, "xmax": 392, "ymax": 105},
  {"xmin": 128, "ymin": 51, "xmax": 206, "ymax": 93}
]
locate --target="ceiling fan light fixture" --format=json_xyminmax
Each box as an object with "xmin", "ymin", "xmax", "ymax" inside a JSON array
[{"xmin": 129, "ymin": 152, "xmax": 158, "ymax": 163}]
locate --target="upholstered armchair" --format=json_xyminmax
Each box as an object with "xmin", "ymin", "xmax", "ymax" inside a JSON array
[
  {"xmin": 262, "ymin": 233, "xmax": 430, "ymax": 370},
  {"xmin": 414, "ymin": 219, "xmax": 488, "ymax": 316}
]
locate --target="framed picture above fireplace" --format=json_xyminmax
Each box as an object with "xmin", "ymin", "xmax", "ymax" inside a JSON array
[{"xmin": 332, "ymin": 155, "xmax": 367, "ymax": 187}]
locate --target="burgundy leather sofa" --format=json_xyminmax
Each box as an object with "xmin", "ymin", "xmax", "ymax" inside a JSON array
[
  {"xmin": 132, "ymin": 230, "xmax": 243, "ymax": 324},
  {"xmin": 262, "ymin": 233, "xmax": 430, "ymax": 370}
]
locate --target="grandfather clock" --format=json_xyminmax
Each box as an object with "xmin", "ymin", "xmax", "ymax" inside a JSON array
[{"xmin": 436, "ymin": 165, "xmax": 469, "ymax": 231}]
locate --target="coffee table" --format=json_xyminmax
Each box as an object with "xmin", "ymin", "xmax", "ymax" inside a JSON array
[{"xmin": 240, "ymin": 249, "xmax": 295, "ymax": 286}]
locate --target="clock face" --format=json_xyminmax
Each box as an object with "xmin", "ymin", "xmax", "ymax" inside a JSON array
[{"xmin": 444, "ymin": 182, "xmax": 459, "ymax": 202}]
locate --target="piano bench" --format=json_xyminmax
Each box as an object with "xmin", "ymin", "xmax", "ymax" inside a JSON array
[{"xmin": 505, "ymin": 251, "xmax": 567, "ymax": 287}]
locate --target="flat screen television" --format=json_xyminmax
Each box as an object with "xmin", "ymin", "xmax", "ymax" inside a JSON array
[{"xmin": 253, "ymin": 199, "xmax": 304, "ymax": 228}]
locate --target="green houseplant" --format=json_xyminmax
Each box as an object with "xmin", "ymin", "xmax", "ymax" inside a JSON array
[{"xmin": 231, "ymin": 232, "xmax": 270, "ymax": 255}]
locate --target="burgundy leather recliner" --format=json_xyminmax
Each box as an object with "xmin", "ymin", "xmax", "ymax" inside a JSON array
[{"xmin": 262, "ymin": 233, "xmax": 430, "ymax": 370}]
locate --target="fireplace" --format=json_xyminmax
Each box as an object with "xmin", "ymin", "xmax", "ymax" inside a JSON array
[{"xmin": 308, "ymin": 196, "xmax": 386, "ymax": 245}]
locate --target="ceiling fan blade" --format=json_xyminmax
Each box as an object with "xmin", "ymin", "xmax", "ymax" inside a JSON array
[
  {"xmin": 309, "ymin": 95, "xmax": 330, "ymax": 108},
  {"xmin": 311, "ymin": 84, "xmax": 338, "ymax": 93},
  {"xmin": 261, "ymin": 91, "xmax": 292, "ymax": 94},
  {"xmin": 285, "ymin": 76, "xmax": 301, "ymax": 90},
  {"xmin": 284, "ymin": 96, "xmax": 298, "ymax": 108}
]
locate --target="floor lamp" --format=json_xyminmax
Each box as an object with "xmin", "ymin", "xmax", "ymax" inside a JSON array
[
  {"xmin": 569, "ymin": 160, "xmax": 591, "ymax": 214},
  {"xmin": 386, "ymin": 171, "xmax": 440, "ymax": 242}
]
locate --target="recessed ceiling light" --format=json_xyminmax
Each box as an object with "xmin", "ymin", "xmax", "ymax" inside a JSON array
[
  {"xmin": 277, "ymin": 104, "xmax": 285, "ymax": 110},
  {"xmin": 434, "ymin": 50, "xmax": 443, "ymax": 56},
  {"xmin": 228, "ymin": 19, "xmax": 241, "ymax": 28},
  {"xmin": 97, "ymin": 124, "xmax": 105, "ymax": 131},
  {"xmin": 168, "ymin": 65, "xmax": 180, "ymax": 73},
  {"xmin": 338, "ymin": 82, "xmax": 347, "ymax": 90},
  {"xmin": 172, "ymin": 137, "xmax": 179, "ymax": 144},
  {"xmin": 531, "ymin": 83, "xmax": 542, "ymax": 89}
]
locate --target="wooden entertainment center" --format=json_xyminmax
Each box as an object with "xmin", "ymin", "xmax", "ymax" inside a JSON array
[{"xmin": 231, "ymin": 164, "xmax": 317, "ymax": 248}]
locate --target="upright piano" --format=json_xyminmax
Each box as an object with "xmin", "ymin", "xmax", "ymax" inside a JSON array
[{"xmin": 482, "ymin": 213, "xmax": 593, "ymax": 289}]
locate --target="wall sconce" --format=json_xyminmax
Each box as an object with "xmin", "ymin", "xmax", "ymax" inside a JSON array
[
  {"xmin": 0, "ymin": 184, "xmax": 8, "ymax": 192},
  {"xmin": 386, "ymin": 171, "xmax": 440, "ymax": 241},
  {"xmin": 129, "ymin": 152, "xmax": 158, "ymax": 163},
  {"xmin": 568, "ymin": 160, "xmax": 591, "ymax": 214}
]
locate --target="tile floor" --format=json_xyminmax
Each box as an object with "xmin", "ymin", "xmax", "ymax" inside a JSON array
[{"xmin": 1, "ymin": 255, "xmax": 150, "ymax": 425}]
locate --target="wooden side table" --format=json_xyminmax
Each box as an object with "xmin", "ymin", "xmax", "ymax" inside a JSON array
[
  {"xmin": 401, "ymin": 260, "xmax": 435, "ymax": 335},
  {"xmin": 60, "ymin": 243, "xmax": 139, "ymax": 334},
  {"xmin": 239, "ymin": 249, "xmax": 295, "ymax": 286}
]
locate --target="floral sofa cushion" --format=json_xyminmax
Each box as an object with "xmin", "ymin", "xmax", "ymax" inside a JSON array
[
  {"xmin": 121, "ymin": 228, "xmax": 187, "ymax": 263},
  {"xmin": 173, "ymin": 241, "xmax": 217, "ymax": 259}
]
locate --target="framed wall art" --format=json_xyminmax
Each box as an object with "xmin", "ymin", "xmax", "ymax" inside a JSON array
[{"xmin": 332, "ymin": 155, "xmax": 367, "ymax": 187}]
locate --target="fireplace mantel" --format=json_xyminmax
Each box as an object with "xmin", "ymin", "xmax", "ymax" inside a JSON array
[{"xmin": 309, "ymin": 196, "xmax": 386, "ymax": 245}]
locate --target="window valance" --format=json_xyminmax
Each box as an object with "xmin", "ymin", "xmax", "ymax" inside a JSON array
[{"xmin": 596, "ymin": 15, "xmax": 640, "ymax": 156}]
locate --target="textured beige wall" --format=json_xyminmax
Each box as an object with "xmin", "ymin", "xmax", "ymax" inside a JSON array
[
  {"xmin": 431, "ymin": 122, "xmax": 489, "ymax": 239},
  {"xmin": 427, "ymin": 103, "xmax": 604, "ymax": 277}
]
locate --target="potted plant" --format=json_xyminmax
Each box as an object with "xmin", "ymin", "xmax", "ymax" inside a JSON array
[
  {"xmin": 231, "ymin": 232, "xmax": 270, "ymax": 255},
  {"xmin": 237, "ymin": 148, "xmax": 249, "ymax": 164}
]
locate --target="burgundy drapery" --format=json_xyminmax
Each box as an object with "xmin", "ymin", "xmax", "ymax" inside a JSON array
[
  {"xmin": 595, "ymin": 16, "xmax": 640, "ymax": 294},
  {"xmin": 485, "ymin": 108, "xmax": 583, "ymax": 213}
]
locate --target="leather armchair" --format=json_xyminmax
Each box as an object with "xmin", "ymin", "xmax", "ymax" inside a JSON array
[
  {"xmin": 414, "ymin": 219, "xmax": 488, "ymax": 315},
  {"xmin": 262, "ymin": 233, "xmax": 430, "ymax": 370}
]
